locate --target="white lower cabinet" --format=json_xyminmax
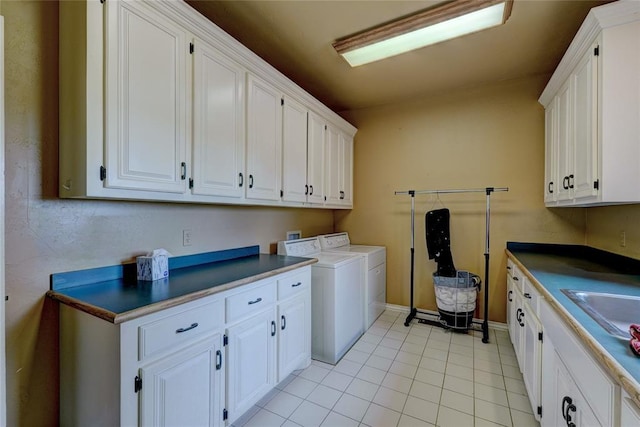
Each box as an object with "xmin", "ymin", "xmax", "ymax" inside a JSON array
[
  {"xmin": 226, "ymin": 309, "xmax": 277, "ymax": 422},
  {"xmin": 139, "ymin": 335, "xmax": 223, "ymax": 427},
  {"xmin": 277, "ymin": 271, "xmax": 312, "ymax": 381},
  {"xmin": 58, "ymin": 266, "xmax": 311, "ymax": 427},
  {"xmin": 506, "ymin": 259, "xmax": 543, "ymax": 420},
  {"xmin": 539, "ymin": 298, "xmax": 617, "ymax": 427},
  {"xmin": 621, "ymin": 391, "xmax": 640, "ymax": 427}
]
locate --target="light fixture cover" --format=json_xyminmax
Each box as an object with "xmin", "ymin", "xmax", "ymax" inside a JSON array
[{"xmin": 334, "ymin": 0, "xmax": 513, "ymax": 67}]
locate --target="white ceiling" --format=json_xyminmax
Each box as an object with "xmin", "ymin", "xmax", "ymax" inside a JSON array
[{"xmin": 187, "ymin": 0, "xmax": 612, "ymax": 112}]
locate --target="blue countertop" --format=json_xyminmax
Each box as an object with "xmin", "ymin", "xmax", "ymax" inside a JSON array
[
  {"xmin": 506, "ymin": 242, "xmax": 640, "ymax": 402},
  {"xmin": 47, "ymin": 245, "xmax": 316, "ymax": 323}
]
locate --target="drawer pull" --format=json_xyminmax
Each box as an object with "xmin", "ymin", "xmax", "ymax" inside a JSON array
[
  {"xmin": 271, "ymin": 320, "xmax": 276, "ymax": 337},
  {"xmin": 281, "ymin": 315, "xmax": 286, "ymax": 330},
  {"xmin": 508, "ymin": 290, "xmax": 513, "ymax": 302},
  {"xmin": 507, "ymin": 266, "xmax": 512, "ymax": 270},
  {"xmin": 215, "ymin": 350, "xmax": 222, "ymax": 370},
  {"xmin": 176, "ymin": 322, "xmax": 199, "ymax": 334},
  {"xmin": 248, "ymin": 297, "xmax": 263, "ymax": 305},
  {"xmin": 291, "ymin": 282, "xmax": 302, "ymax": 288},
  {"xmin": 524, "ymin": 293, "xmax": 532, "ymax": 299},
  {"xmin": 513, "ymin": 276, "xmax": 519, "ymax": 281}
]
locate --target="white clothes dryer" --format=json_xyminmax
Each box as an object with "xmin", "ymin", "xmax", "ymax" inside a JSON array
[
  {"xmin": 318, "ymin": 232, "xmax": 386, "ymax": 329},
  {"xmin": 278, "ymin": 237, "xmax": 364, "ymax": 364}
]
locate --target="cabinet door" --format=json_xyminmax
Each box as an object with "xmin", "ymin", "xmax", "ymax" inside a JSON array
[
  {"xmin": 104, "ymin": 0, "xmax": 189, "ymax": 193},
  {"xmin": 572, "ymin": 45, "xmax": 599, "ymax": 201},
  {"xmin": 226, "ymin": 309, "xmax": 276, "ymax": 423},
  {"xmin": 139, "ymin": 334, "xmax": 223, "ymax": 427},
  {"xmin": 325, "ymin": 125, "xmax": 342, "ymax": 205},
  {"xmin": 522, "ymin": 303, "xmax": 542, "ymax": 420},
  {"xmin": 556, "ymin": 80, "xmax": 573, "ymax": 201},
  {"xmin": 544, "ymin": 98, "xmax": 558, "ymax": 204},
  {"xmin": 281, "ymin": 97, "xmax": 309, "ymax": 203},
  {"xmin": 550, "ymin": 351, "xmax": 601, "ymax": 427},
  {"xmin": 506, "ymin": 271, "xmax": 514, "ymax": 341},
  {"xmin": 307, "ymin": 112, "xmax": 326, "ymax": 204},
  {"xmin": 192, "ymin": 38, "xmax": 245, "ymax": 198},
  {"xmin": 246, "ymin": 74, "xmax": 282, "ymax": 201},
  {"xmin": 278, "ymin": 293, "xmax": 311, "ymax": 382},
  {"xmin": 512, "ymin": 291, "xmax": 525, "ymax": 370},
  {"xmin": 340, "ymin": 134, "xmax": 354, "ymax": 206}
]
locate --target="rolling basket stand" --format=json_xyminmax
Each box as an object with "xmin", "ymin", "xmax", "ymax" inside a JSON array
[{"xmin": 394, "ymin": 186, "xmax": 508, "ymax": 343}]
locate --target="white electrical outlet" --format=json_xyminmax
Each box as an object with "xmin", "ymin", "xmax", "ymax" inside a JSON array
[
  {"xmin": 183, "ymin": 229, "xmax": 193, "ymax": 246},
  {"xmin": 620, "ymin": 231, "xmax": 626, "ymax": 247}
]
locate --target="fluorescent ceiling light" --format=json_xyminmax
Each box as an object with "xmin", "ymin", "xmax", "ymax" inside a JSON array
[{"xmin": 333, "ymin": 0, "xmax": 513, "ymax": 67}]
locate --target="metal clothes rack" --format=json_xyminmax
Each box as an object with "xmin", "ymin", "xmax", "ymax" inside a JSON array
[{"xmin": 394, "ymin": 187, "xmax": 508, "ymax": 343}]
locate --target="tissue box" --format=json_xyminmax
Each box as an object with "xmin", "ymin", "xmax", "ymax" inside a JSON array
[{"xmin": 137, "ymin": 254, "xmax": 169, "ymax": 281}]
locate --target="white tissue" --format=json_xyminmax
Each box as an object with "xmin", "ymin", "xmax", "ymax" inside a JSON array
[{"xmin": 137, "ymin": 248, "xmax": 172, "ymax": 281}]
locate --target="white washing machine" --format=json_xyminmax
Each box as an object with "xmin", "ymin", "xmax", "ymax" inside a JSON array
[
  {"xmin": 318, "ymin": 232, "xmax": 386, "ymax": 329},
  {"xmin": 278, "ymin": 237, "xmax": 364, "ymax": 364}
]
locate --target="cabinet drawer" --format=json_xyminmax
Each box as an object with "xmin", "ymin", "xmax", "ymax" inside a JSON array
[
  {"xmin": 507, "ymin": 260, "xmax": 523, "ymax": 292},
  {"xmin": 540, "ymin": 300, "xmax": 617, "ymax": 425},
  {"xmin": 226, "ymin": 280, "xmax": 276, "ymax": 323},
  {"xmin": 522, "ymin": 277, "xmax": 542, "ymax": 316},
  {"xmin": 139, "ymin": 299, "xmax": 223, "ymax": 361},
  {"xmin": 277, "ymin": 271, "xmax": 309, "ymax": 301}
]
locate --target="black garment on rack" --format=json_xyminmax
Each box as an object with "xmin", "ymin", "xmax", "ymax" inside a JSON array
[{"xmin": 425, "ymin": 209, "xmax": 456, "ymax": 277}]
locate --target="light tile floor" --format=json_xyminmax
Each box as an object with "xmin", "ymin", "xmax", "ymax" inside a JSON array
[{"xmin": 231, "ymin": 310, "xmax": 540, "ymax": 427}]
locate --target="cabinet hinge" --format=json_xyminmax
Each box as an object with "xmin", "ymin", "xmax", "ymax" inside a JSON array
[
  {"xmin": 99, "ymin": 166, "xmax": 106, "ymax": 181},
  {"xmin": 189, "ymin": 42, "xmax": 194, "ymax": 54},
  {"xmin": 223, "ymin": 334, "xmax": 228, "ymax": 346},
  {"xmin": 594, "ymin": 179, "xmax": 599, "ymax": 190},
  {"xmin": 281, "ymin": 98, "xmax": 284, "ymax": 106},
  {"xmin": 223, "ymin": 409, "xmax": 228, "ymax": 421},
  {"xmin": 594, "ymin": 45, "xmax": 599, "ymax": 56},
  {"xmin": 134, "ymin": 375, "xmax": 142, "ymax": 393},
  {"xmin": 538, "ymin": 331, "xmax": 543, "ymax": 342},
  {"xmin": 537, "ymin": 406, "xmax": 542, "ymax": 416},
  {"xmin": 189, "ymin": 178, "xmax": 194, "ymax": 189}
]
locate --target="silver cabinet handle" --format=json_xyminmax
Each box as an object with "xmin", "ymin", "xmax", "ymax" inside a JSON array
[
  {"xmin": 176, "ymin": 322, "xmax": 198, "ymax": 333},
  {"xmin": 248, "ymin": 297, "xmax": 262, "ymax": 305}
]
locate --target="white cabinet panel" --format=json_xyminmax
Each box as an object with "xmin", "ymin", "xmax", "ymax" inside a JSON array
[
  {"xmin": 307, "ymin": 112, "xmax": 325, "ymax": 204},
  {"xmin": 192, "ymin": 38, "xmax": 245, "ymax": 198},
  {"xmin": 282, "ymin": 97, "xmax": 309, "ymax": 203},
  {"xmin": 246, "ymin": 74, "xmax": 282, "ymax": 201},
  {"xmin": 325, "ymin": 126, "xmax": 353, "ymax": 207},
  {"xmin": 277, "ymin": 293, "xmax": 310, "ymax": 382},
  {"xmin": 139, "ymin": 335, "xmax": 223, "ymax": 427},
  {"xmin": 226, "ymin": 309, "xmax": 276, "ymax": 422},
  {"xmin": 104, "ymin": 0, "xmax": 188, "ymax": 193}
]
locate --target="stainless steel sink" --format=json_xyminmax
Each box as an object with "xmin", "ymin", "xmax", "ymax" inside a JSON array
[{"xmin": 561, "ymin": 289, "xmax": 640, "ymax": 339}]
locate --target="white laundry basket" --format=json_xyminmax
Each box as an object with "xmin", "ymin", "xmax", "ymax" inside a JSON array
[{"xmin": 433, "ymin": 271, "xmax": 481, "ymax": 329}]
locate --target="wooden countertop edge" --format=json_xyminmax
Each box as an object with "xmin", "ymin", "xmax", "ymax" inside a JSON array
[
  {"xmin": 505, "ymin": 249, "xmax": 640, "ymax": 409},
  {"xmin": 47, "ymin": 258, "xmax": 317, "ymax": 325}
]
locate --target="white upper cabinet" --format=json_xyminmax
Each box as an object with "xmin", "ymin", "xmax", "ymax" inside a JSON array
[
  {"xmin": 104, "ymin": 0, "xmax": 189, "ymax": 193},
  {"xmin": 325, "ymin": 126, "xmax": 354, "ymax": 207},
  {"xmin": 191, "ymin": 38, "xmax": 245, "ymax": 199},
  {"xmin": 281, "ymin": 96, "xmax": 309, "ymax": 203},
  {"xmin": 539, "ymin": 1, "xmax": 640, "ymax": 206},
  {"xmin": 246, "ymin": 74, "xmax": 283, "ymax": 201},
  {"xmin": 306, "ymin": 112, "xmax": 326, "ymax": 205},
  {"xmin": 59, "ymin": 0, "xmax": 356, "ymax": 208}
]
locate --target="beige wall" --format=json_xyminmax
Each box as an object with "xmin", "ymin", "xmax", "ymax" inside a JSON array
[
  {"xmin": 3, "ymin": 2, "xmax": 333, "ymax": 425},
  {"xmin": 337, "ymin": 76, "xmax": 587, "ymax": 323},
  {"xmin": 586, "ymin": 205, "xmax": 640, "ymax": 258}
]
